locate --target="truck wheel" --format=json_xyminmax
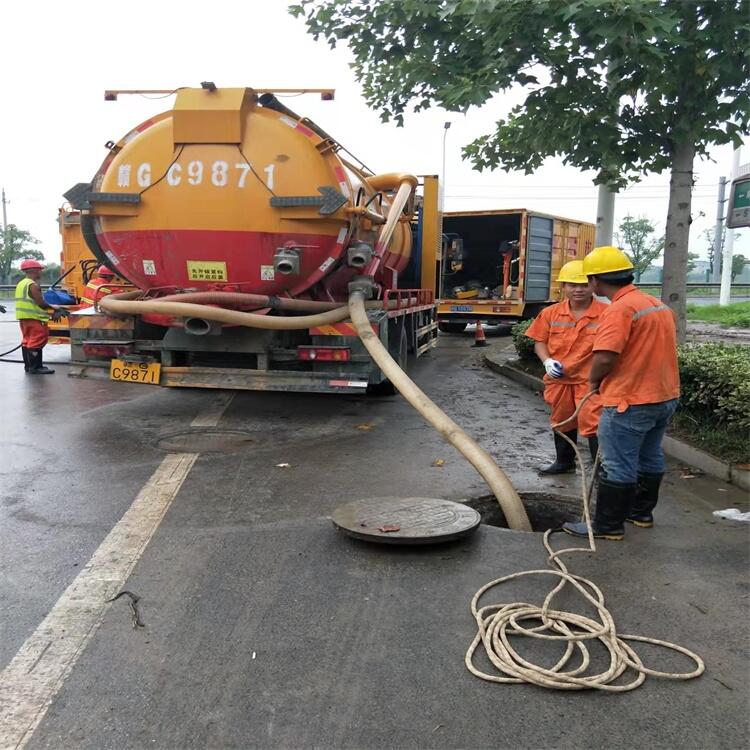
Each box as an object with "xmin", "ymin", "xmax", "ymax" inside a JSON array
[{"xmin": 438, "ymin": 322, "xmax": 467, "ymax": 334}]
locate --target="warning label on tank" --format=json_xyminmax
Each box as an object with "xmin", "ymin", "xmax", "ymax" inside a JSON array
[
  {"xmin": 143, "ymin": 260, "xmax": 157, "ymax": 276},
  {"xmin": 260, "ymin": 265, "xmax": 275, "ymax": 281},
  {"xmin": 187, "ymin": 261, "xmax": 228, "ymax": 282}
]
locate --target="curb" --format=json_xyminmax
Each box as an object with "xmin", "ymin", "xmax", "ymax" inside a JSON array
[{"xmin": 484, "ymin": 353, "xmax": 750, "ymax": 491}]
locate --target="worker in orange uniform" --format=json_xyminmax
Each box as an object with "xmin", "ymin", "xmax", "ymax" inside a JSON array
[
  {"xmin": 80, "ymin": 265, "xmax": 125, "ymax": 306},
  {"xmin": 14, "ymin": 259, "xmax": 66, "ymax": 374},
  {"xmin": 525, "ymin": 260, "xmax": 608, "ymax": 474},
  {"xmin": 563, "ymin": 246, "xmax": 680, "ymax": 541}
]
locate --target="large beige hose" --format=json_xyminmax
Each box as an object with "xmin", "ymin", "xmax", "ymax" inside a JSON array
[
  {"xmin": 152, "ymin": 291, "xmax": 344, "ymax": 312},
  {"xmin": 348, "ymin": 290, "xmax": 532, "ymax": 531},
  {"xmin": 100, "ymin": 295, "xmax": 353, "ymax": 330}
]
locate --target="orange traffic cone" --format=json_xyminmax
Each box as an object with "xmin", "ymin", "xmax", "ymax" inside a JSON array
[{"xmin": 473, "ymin": 320, "xmax": 488, "ymax": 347}]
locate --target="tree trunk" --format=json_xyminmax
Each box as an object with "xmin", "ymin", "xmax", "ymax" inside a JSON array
[{"xmin": 661, "ymin": 138, "xmax": 695, "ymax": 343}]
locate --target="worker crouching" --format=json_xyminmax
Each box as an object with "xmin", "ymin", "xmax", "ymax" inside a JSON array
[
  {"xmin": 15, "ymin": 259, "xmax": 66, "ymax": 375},
  {"xmin": 80, "ymin": 265, "xmax": 127, "ymax": 306},
  {"xmin": 563, "ymin": 246, "xmax": 680, "ymax": 541},
  {"xmin": 525, "ymin": 260, "xmax": 607, "ymax": 474}
]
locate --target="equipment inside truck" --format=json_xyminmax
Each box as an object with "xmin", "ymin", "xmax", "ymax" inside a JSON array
[{"xmin": 441, "ymin": 213, "xmax": 522, "ymax": 300}]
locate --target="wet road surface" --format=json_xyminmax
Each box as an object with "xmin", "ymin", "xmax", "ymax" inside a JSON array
[{"xmin": 1, "ymin": 328, "xmax": 748, "ymax": 749}]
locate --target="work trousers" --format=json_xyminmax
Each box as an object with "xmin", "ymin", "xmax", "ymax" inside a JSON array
[
  {"xmin": 597, "ymin": 400, "xmax": 679, "ymax": 484},
  {"xmin": 543, "ymin": 381, "xmax": 601, "ymax": 437},
  {"xmin": 18, "ymin": 319, "xmax": 49, "ymax": 349}
]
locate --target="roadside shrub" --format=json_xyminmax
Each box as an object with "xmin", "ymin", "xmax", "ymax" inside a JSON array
[
  {"xmin": 678, "ymin": 343, "xmax": 750, "ymax": 431},
  {"xmin": 511, "ymin": 319, "xmax": 536, "ymax": 360}
]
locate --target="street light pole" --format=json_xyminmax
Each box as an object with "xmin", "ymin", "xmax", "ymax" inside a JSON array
[
  {"xmin": 441, "ymin": 122, "xmax": 451, "ymax": 213},
  {"xmin": 719, "ymin": 147, "xmax": 742, "ymax": 307}
]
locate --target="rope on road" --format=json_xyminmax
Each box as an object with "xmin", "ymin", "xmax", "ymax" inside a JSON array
[{"xmin": 465, "ymin": 391, "xmax": 705, "ymax": 691}]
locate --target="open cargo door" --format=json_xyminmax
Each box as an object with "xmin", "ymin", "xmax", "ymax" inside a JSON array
[{"xmin": 524, "ymin": 216, "xmax": 554, "ymax": 302}]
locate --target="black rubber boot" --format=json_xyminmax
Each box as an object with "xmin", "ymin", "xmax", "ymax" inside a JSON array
[
  {"xmin": 538, "ymin": 430, "xmax": 578, "ymax": 475},
  {"xmin": 563, "ymin": 477, "xmax": 633, "ymax": 540},
  {"xmin": 27, "ymin": 348, "xmax": 55, "ymax": 375},
  {"xmin": 587, "ymin": 435, "xmax": 599, "ymax": 462},
  {"xmin": 21, "ymin": 347, "xmax": 30, "ymax": 372},
  {"xmin": 627, "ymin": 472, "xmax": 664, "ymax": 528}
]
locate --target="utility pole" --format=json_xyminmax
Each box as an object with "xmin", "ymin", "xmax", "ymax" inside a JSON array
[
  {"xmin": 1, "ymin": 188, "xmax": 8, "ymax": 239},
  {"xmin": 595, "ymin": 185, "xmax": 616, "ymax": 246},
  {"xmin": 711, "ymin": 176, "xmax": 727, "ymax": 283},
  {"xmin": 720, "ymin": 148, "xmax": 741, "ymax": 306}
]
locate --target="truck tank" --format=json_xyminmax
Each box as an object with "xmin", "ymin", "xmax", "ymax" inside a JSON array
[{"xmin": 69, "ymin": 87, "xmax": 413, "ymax": 301}]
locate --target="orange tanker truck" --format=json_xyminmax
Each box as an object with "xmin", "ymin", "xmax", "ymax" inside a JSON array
[{"xmin": 63, "ymin": 85, "xmax": 440, "ymax": 393}]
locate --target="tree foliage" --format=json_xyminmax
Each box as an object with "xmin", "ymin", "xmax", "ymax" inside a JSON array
[
  {"xmin": 291, "ymin": 0, "xmax": 750, "ymax": 340},
  {"xmin": 615, "ymin": 215, "xmax": 663, "ymax": 281},
  {"xmin": 0, "ymin": 225, "xmax": 43, "ymax": 284},
  {"xmin": 291, "ymin": 0, "xmax": 749, "ymax": 187},
  {"xmin": 732, "ymin": 254, "xmax": 748, "ymax": 281}
]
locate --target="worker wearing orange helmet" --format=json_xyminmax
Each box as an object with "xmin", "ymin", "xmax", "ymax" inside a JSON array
[
  {"xmin": 525, "ymin": 260, "xmax": 608, "ymax": 474},
  {"xmin": 80, "ymin": 265, "xmax": 126, "ymax": 306},
  {"xmin": 14, "ymin": 259, "xmax": 66, "ymax": 374},
  {"xmin": 563, "ymin": 246, "xmax": 679, "ymax": 541}
]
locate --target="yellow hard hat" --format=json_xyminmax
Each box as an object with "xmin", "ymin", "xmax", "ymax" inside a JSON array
[
  {"xmin": 557, "ymin": 260, "xmax": 589, "ymax": 284},
  {"xmin": 583, "ymin": 246, "xmax": 634, "ymax": 276}
]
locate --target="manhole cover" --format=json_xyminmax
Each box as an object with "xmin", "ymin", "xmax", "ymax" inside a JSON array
[
  {"xmin": 331, "ymin": 497, "xmax": 481, "ymax": 545},
  {"xmin": 157, "ymin": 429, "xmax": 256, "ymax": 453}
]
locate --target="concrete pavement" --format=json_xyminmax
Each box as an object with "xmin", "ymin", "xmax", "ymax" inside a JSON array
[{"xmin": 1, "ymin": 332, "xmax": 748, "ymax": 749}]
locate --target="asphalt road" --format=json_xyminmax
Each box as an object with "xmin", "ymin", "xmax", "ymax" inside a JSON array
[{"xmin": 0, "ymin": 330, "xmax": 748, "ymax": 749}]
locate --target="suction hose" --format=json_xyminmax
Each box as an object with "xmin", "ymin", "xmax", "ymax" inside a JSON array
[
  {"xmin": 348, "ymin": 290, "xmax": 532, "ymax": 532},
  {"xmin": 100, "ymin": 295, "xmax": 354, "ymax": 330}
]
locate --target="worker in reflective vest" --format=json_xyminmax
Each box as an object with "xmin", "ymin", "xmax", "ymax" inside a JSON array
[
  {"xmin": 15, "ymin": 259, "xmax": 65, "ymax": 374},
  {"xmin": 525, "ymin": 260, "xmax": 608, "ymax": 474},
  {"xmin": 80, "ymin": 265, "xmax": 126, "ymax": 306},
  {"xmin": 563, "ymin": 246, "xmax": 680, "ymax": 542}
]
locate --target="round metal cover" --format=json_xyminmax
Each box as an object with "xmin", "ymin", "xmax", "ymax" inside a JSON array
[{"xmin": 331, "ymin": 497, "xmax": 481, "ymax": 545}]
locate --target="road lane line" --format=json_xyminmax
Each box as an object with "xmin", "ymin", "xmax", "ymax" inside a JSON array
[{"xmin": 0, "ymin": 392, "xmax": 234, "ymax": 750}]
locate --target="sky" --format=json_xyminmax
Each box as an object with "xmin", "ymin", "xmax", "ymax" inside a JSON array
[{"xmin": 1, "ymin": 0, "xmax": 746, "ymax": 265}]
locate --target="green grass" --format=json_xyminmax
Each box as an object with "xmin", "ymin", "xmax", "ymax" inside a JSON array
[
  {"xmin": 670, "ymin": 411, "xmax": 750, "ymax": 465},
  {"xmin": 686, "ymin": 301, "xmax": 750, "ymax": 328}
]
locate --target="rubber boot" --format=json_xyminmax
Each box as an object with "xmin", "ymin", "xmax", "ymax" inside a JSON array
[
  {"xmin": 538, "ymin": 430, "xmax": 577, "ymax": 475},
  {"xmin": 626, "ymin": 472, "xmax": 664, "ymax": 528},
  {"xmin": 21, "ymin": 346, "xmax": 30, "ymax": 373},
  {"xmin": 562, "ymin": 477, "xmax": 633, "ymax": 541},
  {"xmin": 587, "ymin": 435, "xmax": 599, "ymax": 462},
  {"xmin": 27, "ymin": 348, "xmax": 55, "ymax": 375}
]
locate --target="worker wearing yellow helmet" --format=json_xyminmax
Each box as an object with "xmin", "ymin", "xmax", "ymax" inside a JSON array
[
  {"xmin": 525, "ymin": 260, "xmax": 608, "ymax": 474},
  {"xmin": 563, "ymin": 246, "xmax": 679, "ymax": 541}
]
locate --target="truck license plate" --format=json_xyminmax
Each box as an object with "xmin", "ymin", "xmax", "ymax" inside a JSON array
[
  {"xmin": 451, "ymin": 305, "xmax": 473, "ymax": 312},
  {"xmin": 110, "ymin": 359, "xmax": 161, "ymax": 385}
]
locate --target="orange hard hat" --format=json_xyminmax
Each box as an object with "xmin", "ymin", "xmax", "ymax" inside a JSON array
[
  {"xmin": 20, "ymin": 259, "xmax": 44, "ymax": 271},
  {"xmin": 97, "ymin": 265, "xmax": 115, "ymax": 277}
]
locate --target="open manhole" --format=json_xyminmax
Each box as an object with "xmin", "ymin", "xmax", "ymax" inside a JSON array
[
  {"xmin": 462, "ymin": 491, "xmax": 581, "ymax": 533},
  {"xmin": 157, "ymin": 428, "xmax": 256, "ymax": 453}
]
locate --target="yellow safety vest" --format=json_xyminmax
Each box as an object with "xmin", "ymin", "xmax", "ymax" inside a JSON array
[{"xmin": 15, "ymin": 277, "xmax": 49, "ymax": 322}]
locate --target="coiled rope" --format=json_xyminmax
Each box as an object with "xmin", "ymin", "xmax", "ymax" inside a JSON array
[{"xmin": 465, "ymin": 391, "xmax": 705, "ymax": 691}]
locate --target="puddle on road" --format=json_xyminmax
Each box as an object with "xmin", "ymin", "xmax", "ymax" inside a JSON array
[{"xmin": 461, "ymin": 491, "xmax": 581, "ymax": 532}]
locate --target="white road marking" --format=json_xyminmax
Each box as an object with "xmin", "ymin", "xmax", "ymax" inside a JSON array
[{"xmin": 0, "ymin": 392, "xmax": 234, "ymax": 750}]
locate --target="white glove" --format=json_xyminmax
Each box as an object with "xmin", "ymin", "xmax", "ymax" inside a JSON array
[{"xmin": 543, "ymin": 358, "xmax": 564, "ymax": 379}]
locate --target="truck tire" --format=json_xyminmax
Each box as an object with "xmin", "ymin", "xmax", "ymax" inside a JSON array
[{"xmin": 438, "ymin": 321, "xmax": 467, "ymax": 334}]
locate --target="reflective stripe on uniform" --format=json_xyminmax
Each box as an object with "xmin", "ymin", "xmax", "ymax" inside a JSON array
[
  {"xmin": 15, "ymin": 277, "xmax": 49, "ymax": 322},
  {"xmin": 632, "ymin": 303, "xmax": 669, "ymax": 321},
  {"xmin": 550, "ymin": 321, "xmax": 575, "ymax": 328}
]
